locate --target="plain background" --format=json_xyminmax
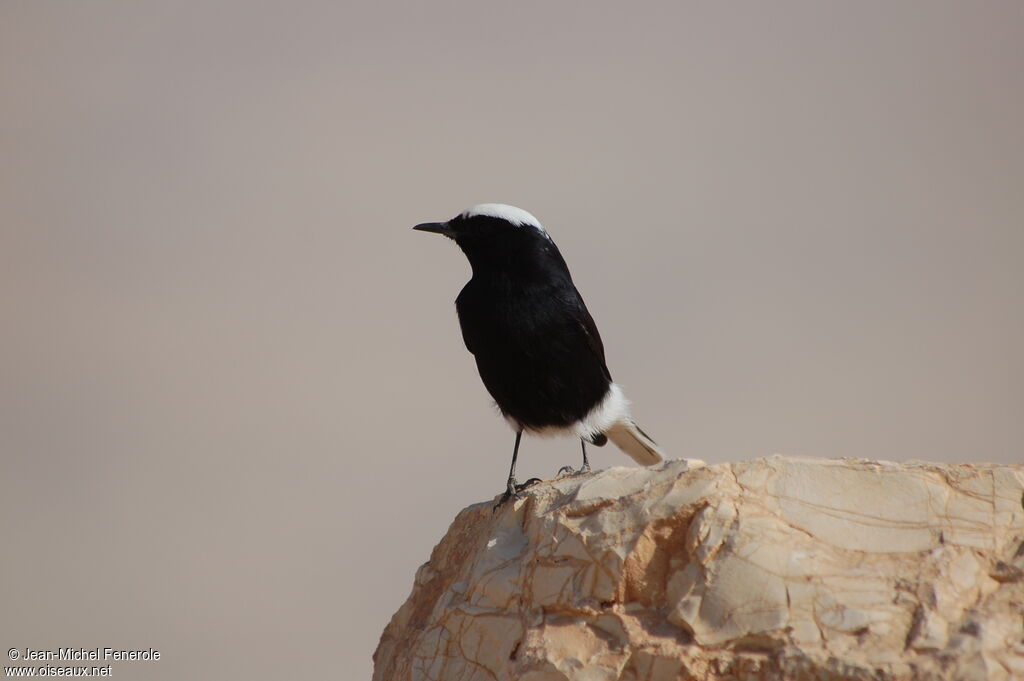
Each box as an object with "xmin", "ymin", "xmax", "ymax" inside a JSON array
[{"xmin": 2, "ymin": 2, "xmax": 1022, "ymax": 679}]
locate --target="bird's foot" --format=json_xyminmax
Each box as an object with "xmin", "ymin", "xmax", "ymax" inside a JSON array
[
  {"xmin": 493, "ymin": 477, "xmax": 541, "ymax": 510},
  {"xmin": 556, "ymin": 461, "xmax": 592, "ymax": 478}
]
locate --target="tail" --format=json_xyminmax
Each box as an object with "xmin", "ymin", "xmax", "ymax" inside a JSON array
[{"xmin": 605, "ymin": 419, "xmax": 664, "ymax": 465}]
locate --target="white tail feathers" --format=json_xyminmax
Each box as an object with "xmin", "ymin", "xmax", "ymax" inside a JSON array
[{"xmin": 606, "ymin": 419, "xmax": 664, "ymax": 466}]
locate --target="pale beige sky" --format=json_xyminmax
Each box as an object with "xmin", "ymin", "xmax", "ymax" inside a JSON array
[{"xmin": 2, "ymin": 2, "xmax": 1022, "ymax": 679}]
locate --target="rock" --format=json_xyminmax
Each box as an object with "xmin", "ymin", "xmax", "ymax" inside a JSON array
[{"xmin": 373, "ymin": 456, "xmax": 1024, "ymax": 681}]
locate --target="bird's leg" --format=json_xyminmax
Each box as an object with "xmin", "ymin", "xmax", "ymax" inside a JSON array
[
  {"xmin": 503, "ymin": 430, "xmax": 523, "ymax": 500},
  {"xmin": 580, "ymin": 438, "xmax": 592, "ymax": 473},
  {"xmin": 495, "ymin": 431, "xmax": 540, "ymax": 509},
  {"xmin": 557, "ymin": 439, "xmax": 593, "ymax": 477}
]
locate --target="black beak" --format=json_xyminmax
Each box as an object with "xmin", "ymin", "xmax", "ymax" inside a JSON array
[{"xmin": 412, "ymin": 221, "xmax": 455, "ymax": 237}]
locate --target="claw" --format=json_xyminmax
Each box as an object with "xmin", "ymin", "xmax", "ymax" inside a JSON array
[
  {"xmin": 556, "ymin": 461, "xmax": 591, "ymax": 477},
  {"xmin": 493, "ymin": 477, "xmax": 542, "ymax": 511}
]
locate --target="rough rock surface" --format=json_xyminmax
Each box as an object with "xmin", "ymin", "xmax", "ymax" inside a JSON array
[{"xmin": 373, "ymin": 456, "xmax": 1024, "ymax": 681}]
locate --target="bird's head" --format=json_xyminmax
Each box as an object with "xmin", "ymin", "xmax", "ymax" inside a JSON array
[
  {"xmin": 413, "ymin": 203, "xmax": 547, "ymax": 241},
  {"xmin": 413, "ymin": 204, "xmax": 558, "ymax": 275}
]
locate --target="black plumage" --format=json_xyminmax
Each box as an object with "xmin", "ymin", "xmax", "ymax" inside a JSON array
[{"xmin": 414, "ymin": 204, "xmax": 663, "ymax": 503}]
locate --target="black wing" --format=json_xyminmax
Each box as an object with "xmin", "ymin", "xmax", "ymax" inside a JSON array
[{"xmin": 570, "ymin": 286, "xmax": 612, "ymax": 383}]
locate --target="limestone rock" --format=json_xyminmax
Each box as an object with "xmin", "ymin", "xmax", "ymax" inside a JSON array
[{"xmin": 373, "ymin": 456, "xmax": 1024, "ymax": 681}]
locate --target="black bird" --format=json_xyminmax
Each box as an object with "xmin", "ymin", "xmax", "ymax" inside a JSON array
[{"xmin": 414, "ymin": 204, "xmax": 664, "ymax": 503}]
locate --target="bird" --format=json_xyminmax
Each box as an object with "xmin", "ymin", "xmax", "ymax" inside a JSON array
[{"xmin": 413, "ymin": 203, "xmax": 664, "ymax": 504}]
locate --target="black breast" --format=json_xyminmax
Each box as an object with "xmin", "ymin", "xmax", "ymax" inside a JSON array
[{"xmin": 456, "ymin": 275, "xmax": 612, "ymax": 429}]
